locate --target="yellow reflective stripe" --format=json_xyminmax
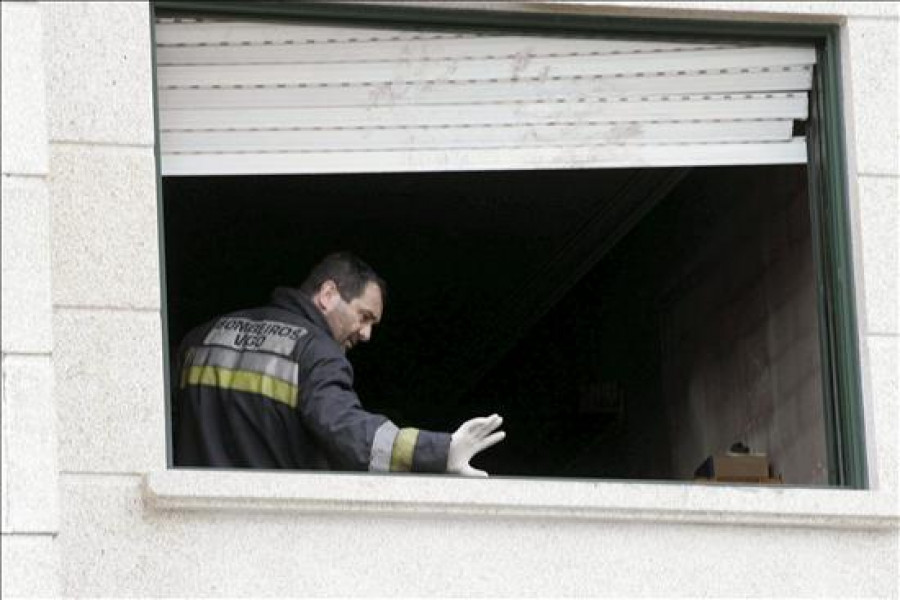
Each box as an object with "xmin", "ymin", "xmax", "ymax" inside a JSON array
[
  {"xmin": 184, "ymin": 365, "xmax": 298, "ymax": 409},
  {"xmin": 390, "ymin": 428, "xmax": 420, "ymax": 472}
]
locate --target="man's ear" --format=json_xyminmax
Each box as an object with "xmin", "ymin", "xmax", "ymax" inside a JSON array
[{"xmin": 315, "ymin": 280, "xmax": 341, "ymax": 313}]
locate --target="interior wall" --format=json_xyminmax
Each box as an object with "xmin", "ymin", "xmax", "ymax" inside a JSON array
[
  {"xmin": 658, "ymin": 166, "xmax": 827, "ymax": 485},
  {"xmin": 466, "ymin": 164, "xmax": 827, "ymax": 484}
]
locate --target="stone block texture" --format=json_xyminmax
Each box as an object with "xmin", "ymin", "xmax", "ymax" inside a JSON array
[
  {"xmin": 0, "ymin": 3, "xmax": 893, "ymax": 600},
  {"xmin": 54, "ymin": 309, "xmax": 166, "ymax": 473},
  {"xmin": 1, "ymin": 2, "xmax": 48, "ymax": 176},
  {"xmin": 858, "ymin": 175, "xmax": 900, "ymax": 335},
  {"xmin": 865, "ymin": 335, "xmax": 899, "ymax": 495},
  {"xmin": 1, "ymin": 356, "xmax": 59, "ymax": 533},
  {"xmin": 1, "ymin": 10, "xmax": 61, "ymax": 600},
  {"xmin": 41, "ymin": 1, "xmax": 154, "ymax": 146},
  {"xmin": 846, "ymin": 18, "xmax": 900, "ymax": 176},
  {"xmin": 1, "ymin": 535, "xmax": 61, "ymax": 598},
  {"xmin": 1, "ymin": 178, "xmax": 53, "ymax": 354},
  {"xmin": 59, "ymin": 475, "xmax": 898, "ymax": 597},
  {"xmin": 49, "ymin": 144, "xmax": 160, "ymax": 310}
]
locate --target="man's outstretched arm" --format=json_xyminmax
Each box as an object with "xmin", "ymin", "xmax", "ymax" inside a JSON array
[{"xmin": 299, "ymin": 348, "xmax": 505, "ymax": 475}]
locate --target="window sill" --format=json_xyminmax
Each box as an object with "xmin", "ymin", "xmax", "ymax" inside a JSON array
[{"xmin": 144, "ymin": 470, "xmax": 898, "ymax": 530}]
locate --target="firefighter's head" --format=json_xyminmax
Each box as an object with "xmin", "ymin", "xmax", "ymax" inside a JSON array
[{"xmin": 301, "ymin": 252, "xmax": 386, "ymax": 352}]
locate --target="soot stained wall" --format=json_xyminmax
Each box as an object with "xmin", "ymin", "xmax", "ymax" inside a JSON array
[{"xmin": 657, "ymin": 166, "xmax": 827, "ymax": 485}]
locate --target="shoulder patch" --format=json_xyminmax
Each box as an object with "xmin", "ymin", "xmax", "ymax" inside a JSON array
[{"xmin": 204, "ymin": 317, "xmax": 308, "ymax": 356}]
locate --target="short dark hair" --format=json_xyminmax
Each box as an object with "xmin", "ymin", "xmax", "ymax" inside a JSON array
[{"xmin": 299, "ymin": 251, "xmax": 387, "ymax": 304}]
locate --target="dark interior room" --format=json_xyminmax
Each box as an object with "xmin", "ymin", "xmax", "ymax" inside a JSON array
[{"xmin": 164, "ymin": 163, "xmax": 827, "ymax": 483}]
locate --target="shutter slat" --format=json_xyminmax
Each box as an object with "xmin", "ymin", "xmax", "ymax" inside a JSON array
[
  {"xmin": 155, "ymin": 20, "xmax": 743, "ymax": 49},
  {"xmin": 156, "ymin": 38, "xmax": 752, "ymax": 65},
  {"xmin": 157, "ymin": 46, "xmax": 816, "ymax": 87},
  {"xmin": 160, "ymin": 93, "xmax": 807, "ymax": 130},
  {"xmin": 161, "ymin": 139, "xmax": 809, "ymax": 175},
  {"xmin": 158, "ymin": 67, "xmax": 812, "ymax": 109},
  {"xmin": 161, "ymin": 120, "xmax": 793, "ymax": 153},
  {"xmin": 155, "ymin": 21, "xmax": 477, "ymax": 45}
]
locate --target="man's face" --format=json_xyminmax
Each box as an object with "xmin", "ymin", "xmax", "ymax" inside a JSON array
[{"xmin": 319, "ymin": 281, "xmax": 383, "ymax": 353}]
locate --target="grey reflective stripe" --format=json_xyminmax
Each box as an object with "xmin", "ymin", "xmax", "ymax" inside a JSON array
[
  {"xmin": 204, "ymin": 317, "xmax": 307, "ymax": 357},
  {"xmin": 189, "ymin": 345, "xmax": 298, "ymax": 386},
  {"xmin": 369, "ymin": 421, "xmax": 399, "ymax": 472}
]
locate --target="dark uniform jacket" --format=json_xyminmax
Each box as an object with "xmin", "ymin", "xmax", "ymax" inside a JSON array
[{"xmin": 173, "ymin": 287, "xmax": 451, "ymax": 472}]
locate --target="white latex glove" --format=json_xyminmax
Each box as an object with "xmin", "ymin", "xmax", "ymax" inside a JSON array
[{"xmin": 446, "ymin": 414, "xmax": 505, "ymax": 477}]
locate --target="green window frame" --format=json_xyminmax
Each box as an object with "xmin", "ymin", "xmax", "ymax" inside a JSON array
[{"xmin": 152, "ymin": 1, "xmax": 866, "ymax": 488}]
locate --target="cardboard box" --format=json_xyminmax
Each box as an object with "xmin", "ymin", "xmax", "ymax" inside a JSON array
[{"xmin": 694, "ymin": 453, "xmax": 769, "ymax": 480}]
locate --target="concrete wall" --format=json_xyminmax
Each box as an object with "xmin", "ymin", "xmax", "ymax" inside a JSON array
[
  {"xmin": 1, "ymin": 3, "xmax": 60, "ymax": 596},
  {"xmin": 1, "ymin": 1, "xmax": 897, "ymax": 596}
]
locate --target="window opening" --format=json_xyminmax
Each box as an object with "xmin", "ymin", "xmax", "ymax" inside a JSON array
[{"xmin": 153, "ymin": 6, "xmax": 864, "ymax": 486}]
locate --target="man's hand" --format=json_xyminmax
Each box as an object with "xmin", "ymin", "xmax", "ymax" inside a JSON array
[{"xmin": 447, "ymin": 414, "xmax": 506, "ymax": 477}]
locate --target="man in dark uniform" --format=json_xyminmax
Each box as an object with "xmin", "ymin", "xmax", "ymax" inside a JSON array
[{"xmin": 174, "ymin": 251, "xmax": 504, "ymax": 476}]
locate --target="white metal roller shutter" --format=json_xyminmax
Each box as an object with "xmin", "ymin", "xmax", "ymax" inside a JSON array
[{"xmin": 155, "ymin": 17, "xmax": 816, "ymax": 176}]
